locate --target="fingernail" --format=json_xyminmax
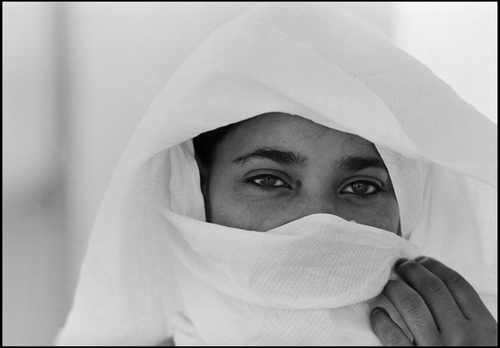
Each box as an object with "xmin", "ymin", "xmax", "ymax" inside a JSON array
[
  {"xmin": 415, "ymin": 256, "xmax": 429, "ymax": 263},
  {"xmin": 371, "ymin": 307, "xmax": 382, "ymax": 315},
  {"xmin": 395, "ymin": 258, "xmax": 412, "ymax": 267}
]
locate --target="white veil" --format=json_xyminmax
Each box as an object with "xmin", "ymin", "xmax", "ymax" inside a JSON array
[{"xmin": 56, "ymin": 3, "xmax": 496, "ymax": 345}]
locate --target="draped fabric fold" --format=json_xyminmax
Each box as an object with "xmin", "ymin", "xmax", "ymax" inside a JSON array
[{"xmin": 56, "ymin": 3, "xmax": 497, "ymax": 345}]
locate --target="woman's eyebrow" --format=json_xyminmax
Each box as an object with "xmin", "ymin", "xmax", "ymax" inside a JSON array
[
  {"xmin": 337, "ymin": 155, "xmax": 387, "ymax": 172},
  {"xmin": 232, "ymin": 148, "xmax": 387, "ymax": 172},
  {"xmin": 232, "ymin": 147, "xmax": 308, "ymax": 166}
]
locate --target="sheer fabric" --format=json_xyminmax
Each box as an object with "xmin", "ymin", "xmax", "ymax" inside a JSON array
[{"xmin": 56, "ymin": 3, "xmax": 496, "ymax": 345}]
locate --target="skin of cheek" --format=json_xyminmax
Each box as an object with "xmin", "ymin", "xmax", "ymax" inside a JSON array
[
  {"xmin": 243, "ymin": 197, "xmax": 298, "ymax": 232},
  {"xmin": 208, "ymin": 181, "xmax": 296, "ymax": 232},
  {"xmin": 346, "ymin": 198, "xmax": 400, "ymax": 234}
]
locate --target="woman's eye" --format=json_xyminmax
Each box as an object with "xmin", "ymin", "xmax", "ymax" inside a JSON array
[
  {"xmin": 342, "ymin": 181, "xmax": 379, "ymax": 196},
  {"xmin": 248, "ymin": 175, "xmax": 289, "ymax": 189}
]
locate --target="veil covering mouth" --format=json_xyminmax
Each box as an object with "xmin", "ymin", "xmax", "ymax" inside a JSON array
[{"xmin": 56, "ymin": 3, "xmax": 497, "ymax": 346}]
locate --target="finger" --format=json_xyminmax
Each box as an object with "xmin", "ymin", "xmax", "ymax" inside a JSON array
[
  {"xmin": 370, "ymin": 307, "xmax": 413, "ymax": 346},
  {"xmin": 383, "ymin": 279, "xmax": 439, "ymax": 345},
  {"xmin": 415, "ymin": 256, "xmax": 494, "ymax": 321},
  {"xmin": 368, "ymin": 292, "xmax": 414, "ymax": 342},
  {"xmin": 395, "ymin": 259, "xmax": 465, "ymax": 332}
]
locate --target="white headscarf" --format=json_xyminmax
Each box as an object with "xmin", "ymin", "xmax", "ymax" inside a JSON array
[{"xmin": 56, "ymin": 3, "xmax": 496, "ymax": 345}]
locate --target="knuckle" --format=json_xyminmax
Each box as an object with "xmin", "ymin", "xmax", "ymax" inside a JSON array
[
  {"xmin": 402, "ymin": 295, "xmax": 423, "ymax": 313},
  {"xmin": 420, "ymin": 279, "xmax": 445, "ymax": 294},
  {"xmin": 444, "ymin": 272, "xmax": 467, "ymax": 287},
  {"xmin": 384, "ymin": 330, "xmax": 408, "ymax": 346}
]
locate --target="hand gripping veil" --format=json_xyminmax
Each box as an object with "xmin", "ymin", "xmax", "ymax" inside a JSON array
[{"xmin": 57, "ymin": 3, "xmax": 497, "ymax": 345}]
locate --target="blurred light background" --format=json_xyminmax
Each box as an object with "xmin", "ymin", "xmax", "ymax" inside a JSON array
[{"xmin": 2, "ymin": 2, "xmax": 497, "ymax": 345}]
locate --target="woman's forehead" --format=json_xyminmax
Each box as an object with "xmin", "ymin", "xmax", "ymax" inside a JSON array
[{"xmin": 219, "ymin": 113, "xmax": 381, "ymax": 160}]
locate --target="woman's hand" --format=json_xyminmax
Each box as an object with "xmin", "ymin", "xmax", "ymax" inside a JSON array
[{"xmin": 370, "ymin": 257, "xmax": 497, "ymax": 346}]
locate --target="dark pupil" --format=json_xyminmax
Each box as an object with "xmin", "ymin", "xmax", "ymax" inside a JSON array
[
  {"xmin": 261, "ymin": 176, "xmax": 277, "ymax": 186},
  {"xmin": 351, "ymin": 182, "xmax": 368, "ymax": 193}
]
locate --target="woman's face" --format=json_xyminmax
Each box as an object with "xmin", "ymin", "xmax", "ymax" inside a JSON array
[{"xmin": 202, "ymin": 113, "xmax": 400, "ymax": 234}]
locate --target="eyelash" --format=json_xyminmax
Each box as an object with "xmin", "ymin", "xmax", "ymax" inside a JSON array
[
  {"xmin": 245, "ymin": 174, "xmax": 291, "ymax": 192},
  {"xmin": 245, "ymin": 174, "xmax": 381, "ymax": 199}
]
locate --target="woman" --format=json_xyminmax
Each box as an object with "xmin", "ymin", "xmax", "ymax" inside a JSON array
[
  {"xmin": 56, "ymin": 3, "xmax": 497, "ymax": 345},
  {"xmin": 194, "ymin": 112, "xmax": 402, "ymax": 234}
]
